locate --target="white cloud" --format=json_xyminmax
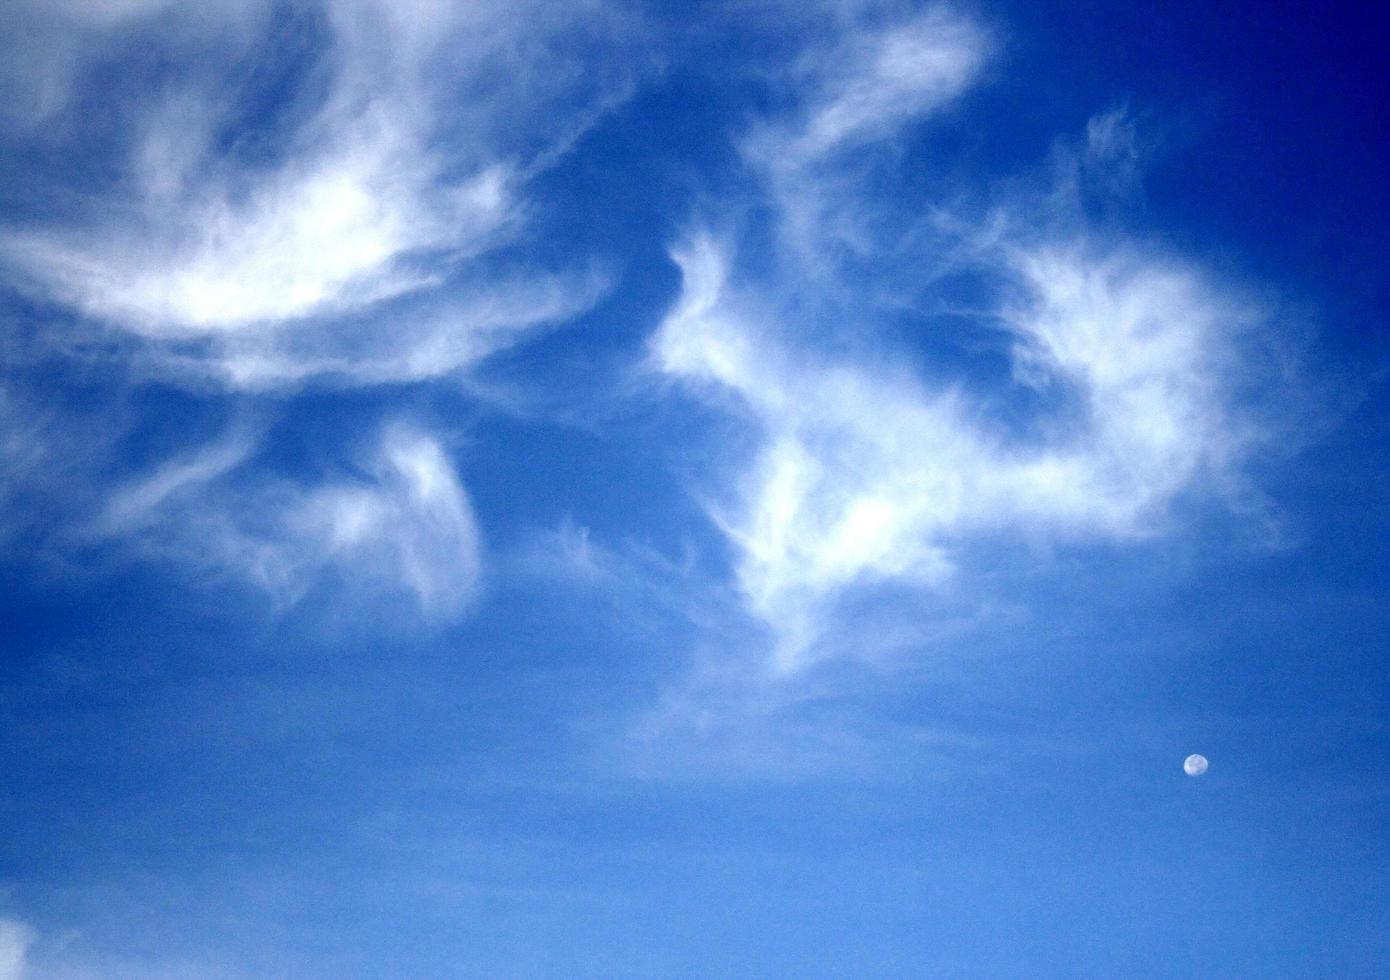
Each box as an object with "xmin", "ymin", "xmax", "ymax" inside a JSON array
[
  {"xmin": 0, "ymin": 0, "xmax": 635, "ymax": 382},
  {"xmin": 97, "ymin": 430, "xmax": 255, "ymax": 536},
  {"xmin": 656, "ymin": 233, "xmax": 1261, "ymax": 672},
  {"xmin": 768, "ymin": 7, "xmax": 989, "ymax": 165},
  {"xmin": 147, "ymin": 266, "xmax": 612, "ymax": 391},
  {"xmin": 741, "ymin": 7, "xmax": 990, "ymax": 267},
  {"xmin": 3, "ymin": 122, "xmax": 514, "ymax": 334},
  {"xmin": 652, "ymin": 8, "xmax": 1272, "ymax": 672},
  {"xmin": 94, "ymin": 422, "xmax": 481, "ymax": 617},
  {"xmin": 291, "ymin": 423, "xmax": 482, "ymax": 615}
]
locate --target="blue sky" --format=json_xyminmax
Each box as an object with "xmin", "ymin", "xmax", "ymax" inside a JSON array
[{"xmin": 1, "ymin": 1, "xmax": 1388, "ymax": 976}]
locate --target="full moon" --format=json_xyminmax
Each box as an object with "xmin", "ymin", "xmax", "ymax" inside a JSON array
[{"xmin": 1183, "ymin": 754, "xmax": 1209, "ymax": 776}]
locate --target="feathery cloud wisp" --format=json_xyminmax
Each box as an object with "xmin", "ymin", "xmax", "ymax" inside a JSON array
[
  {"xmin": 653, "ymin": 8, "xmax": 1270, "ymax": 672},
  {"xmin": 0, "ymin": 0, "xmax": 636, "ymax": 384},
  {"xmin": 96, "ymin": 422, "xmax": 481, "ymax": 617}
]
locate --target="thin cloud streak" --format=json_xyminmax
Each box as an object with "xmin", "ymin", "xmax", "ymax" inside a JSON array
[{"xmin": 154, "ymin": 267, "xmax": 613, "ymax": 391}]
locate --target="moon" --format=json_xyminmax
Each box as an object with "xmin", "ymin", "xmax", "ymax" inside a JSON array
[{"xmin": 1183, "ymin": 754, "xmax": 1209, "ymax": 776}]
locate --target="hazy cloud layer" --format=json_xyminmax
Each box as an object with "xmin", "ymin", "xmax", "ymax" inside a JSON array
[{"xmin": 0, "ymin": 919, "xmax": 32, "ymax": 980}]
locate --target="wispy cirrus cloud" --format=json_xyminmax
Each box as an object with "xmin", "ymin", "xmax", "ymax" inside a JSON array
[
  {"xmin": 741, "ymin": 5, "xmax": 990, "ymax": 272},
  {"xmin": 0, "ymin": 0, "xmax": 641, "ymax": 385},
  {"xmin": 93, "ymin": 421, "xmax": 481, "ymax": 618},
  {"xmin": 0, "ymin": 0, "xmax": 640, "ymax": 613},
  {"xmin": 147, "ymin": 266, "xmax": 613, "ymax": 392},
  {"xmin": 652, "ymin": 6, "xmax": 1278, "ymax": 672},
  {"xmin": 754, "ymin": 4, "xmax": 989, "ymax": 166}
]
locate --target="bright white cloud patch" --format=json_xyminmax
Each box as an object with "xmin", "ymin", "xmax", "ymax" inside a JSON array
[
  {"xmin": 0, "ymin": 0, "xmax": 633, "ymax": 385},
  {"xmin": 653, "ymin": 8, "xmax": 1267, "ymax": 672},
  {"xmin": 96, "ymin": 423, "xmax": 481, "ymax": 617}
]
